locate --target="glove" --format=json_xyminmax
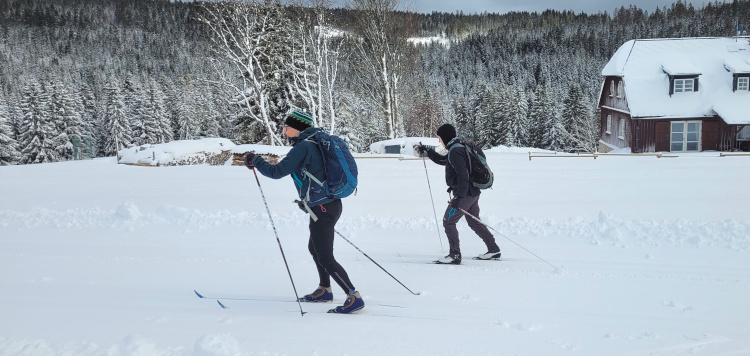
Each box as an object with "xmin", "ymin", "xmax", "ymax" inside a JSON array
[
  {"xmin": 416, "ymin": 144, "xmax": 431, "ymax": 155},
  {"xmin": 450, "ymin": 196, "xmax": 462, "ymax": 209},
  {"xmin": 447, "ymin": 187, "xmax": 453, "ymax": 194},
  {"xmin": 294, "ymin": 200, "xmax": 307, "ymax": 213},
  {"xmin": 244, "ymin": 152, "xmax": 257, "ymax": 169}
]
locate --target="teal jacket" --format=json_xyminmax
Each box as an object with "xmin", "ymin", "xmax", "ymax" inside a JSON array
[{"xmin": 251, "ymin": 127, "xmax": 328, "ymax": 206}]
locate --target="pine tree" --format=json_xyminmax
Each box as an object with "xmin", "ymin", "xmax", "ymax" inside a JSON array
[
  {"xmin": 103, "ymin": 83, "xmax": 132, "ymax": 156},
  {"xmin": 503, "ymin": 85, "xmax": 529, "ymax": 147},
  {"xmin": 77, "ymin": 83, "xmax": 98, "ymax": 159},
  {"xmin": 0, "ymin": 96, "xmax": 21, "ymax": 165},
  {"xmin": 18, "ymin": 81, "xmax": 58, "ymax": 164},
  {"xmin": 527, "ymin": 86, "xmax": 546, "ymax": 149},
  {"xmin": 562, "ymin": 83, "xmax": 592, "ymax": 152},
  {"xmin": 176, "ymin": 84, "xmax": 200, "ymax": 140}
]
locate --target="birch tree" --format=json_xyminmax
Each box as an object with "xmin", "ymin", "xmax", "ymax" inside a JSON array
[
  {"xmin": 199, "ymin": 0, "xmax": 295, "ymax": 146},
  {"xmin": 287, "ymin": 0, "xmax": 344, "ymax": 133},
  {"xmin": 348, "ymin": 0, "xmax": 417, "ymax": 139}
]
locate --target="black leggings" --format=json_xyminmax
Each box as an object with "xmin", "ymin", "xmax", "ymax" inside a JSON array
[{"xmin": 307, "ymin": 199, "xmax": 355, "ymax": 293}]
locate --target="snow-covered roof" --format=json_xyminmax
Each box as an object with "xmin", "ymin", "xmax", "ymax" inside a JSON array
[
  {"xmin": 369, "ymin": 137, "xmax": 440, "ymax": 156},
  {"xmin": 601, "ymin": 37, "xmax": 750, "ymax": 121},
  {"xmin": 723, "ymin": 56, "xmax": 750, "ymax": 73}
]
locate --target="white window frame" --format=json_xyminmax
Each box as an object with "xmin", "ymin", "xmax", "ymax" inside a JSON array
[
  {"xmin": 617, "ymin": 81, "xmax": 624, "ymax": 98},
  {"xmin": 606, "ymin": 115, "xmax": 612, "ymax": 134},
  {"xmin": 673, "ymin": 78, "xmax": 695, "ymax": 93},
  {"xmin": 670, "ymin": 120, "xmax": 702, "ymax": 152},
  {"xmin": 618, "ymin": 118, "xmax": 626, "ymax": 140},
  {"xmin": 738, "ymin": 77, "xmax": 749, "ymax": 91},
  {"xmin": 609, "ymin": 81, "xmax": 615, "ymax": 97}
]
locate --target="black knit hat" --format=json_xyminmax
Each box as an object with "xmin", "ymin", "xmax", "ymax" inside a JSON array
[
  {"xmin": 436, "ymin": 123, "xmax": 457, "ymax": 144},
  {"xmin": 285, "ymin": 110, "xmax": 314, "ymax": 132}
]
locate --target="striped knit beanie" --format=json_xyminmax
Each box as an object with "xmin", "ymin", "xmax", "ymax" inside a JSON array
[{"xmin": 285, "ymin": 110, "xmax": 314, "ymax": 132}]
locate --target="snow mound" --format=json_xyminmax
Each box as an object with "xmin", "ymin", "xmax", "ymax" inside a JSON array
[
  {"xmin": 118, "ymin": 138, "xmax": 236, "ymax": 166},
  {"xmin": 193, "ymin": 333, "xmax": 241, "ymax": 356},
  {"xmin": 116, "ymin": 201, "xmax": 141, "ymax": 219}
]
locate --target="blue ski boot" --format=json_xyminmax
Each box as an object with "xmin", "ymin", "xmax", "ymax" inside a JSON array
[
  {"xmin": 328, "ymin": 291, "xmax": 364, "ymax": 314},
  {"xmin": 298, "ymin": 286, "xmax": 333, "ymax": 302}
]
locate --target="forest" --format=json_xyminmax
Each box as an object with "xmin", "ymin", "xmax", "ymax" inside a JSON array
[{"xmin": 0, "ymin": 0, "xmax": 748, "ymax": 165}]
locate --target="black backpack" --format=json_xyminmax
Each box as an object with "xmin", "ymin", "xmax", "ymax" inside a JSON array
[{"xmin": 448, "ymin": 141, "xmax": 494, "ymax": 189}]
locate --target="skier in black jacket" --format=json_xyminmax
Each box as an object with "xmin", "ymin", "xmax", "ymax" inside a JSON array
[{"xmin": 417, "ymin": 123, "xmax": 501, "ymax": 264}]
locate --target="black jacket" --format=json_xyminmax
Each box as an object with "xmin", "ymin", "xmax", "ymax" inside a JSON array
[{"xmin": 425, "ymin": 138, "xmax": 480, "ymax": 198}]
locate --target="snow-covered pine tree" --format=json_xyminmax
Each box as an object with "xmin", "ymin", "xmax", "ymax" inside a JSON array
[
  {"xmin": 176, "ymin": 83, "xmax": 200, "ymax": 140},
  {"xmin": 19, "ymin": 80, "xmax": 58, "ymax": 164},
  {"xmin": 149, "ymin": 79, "xmax": 172, "ymax": 144},
  {"xmin": 562, "ymin": 82, "xmax": 592, "ymax": 152},
  {"xmin": 77, "ymin": 83, "xmax": 98, "ymax": 159},
  {"xmin": 102, "ymin": 83, "xmax": 132, "ymax": 156},
  {"xmin": 0, "ymin": 95, "xmax": 21, "ymax": 165},
  {"xmin": 196, "ymin": 83, "xmax": 220, "ymax": 138},
  {"xmin": 543, "ymin": 113, "xmax": 570, "ymax": 152},
  {"xmin": 483, "ymin": 86, "xmax": 507, "ymax": 148},
  {"xmin": 527, "ymin": 86, "xmax": 548, "ymax": 149},
  {"xmin": 133, "ymin": 78, "xmax": 171, "ymax": 145},
  {"xmin": 503, "ymin": 85, "xmax": 529, "ymax": 147},
  {"xmin": 48, "ymin": 80, "xmax": 89, "ymax": 160}
]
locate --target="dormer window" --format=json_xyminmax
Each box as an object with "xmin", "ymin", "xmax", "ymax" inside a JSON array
[
  {"xmin": 735, "ymin": 75, "xmax": 749, "ymax": 91},
  {"xmin": 617, "ymin": 81, "xmax": 624, "ymax": 98},
  {"xmin": 671, "ymin": 76, "xmax": 699, "ymax": 95},
  {"xmin": 662, "ymin": 61, "xmax": 700, "ymax": 96},
  {"xmin": 609, "ymin": 81, "xmax": 615, "ymax": 97}
]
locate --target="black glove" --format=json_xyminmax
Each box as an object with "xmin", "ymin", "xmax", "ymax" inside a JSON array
[
  {"xmin": 450, "ymin": 196, "xmax": 462, "ymax": 209},
  {"xmin": 244, "ymin": 152, "xmax": 257, "ymax": 169},
  {"xmin": 447, "ymin": 187, "xmax": 453, "ymax": 195},
  {"xmin": 415, "ymin": 144, "xmax": 427, "ymax": 155},
  {"xmin": 294, "ymin": 200, "xmax": 307, "ymax": 213}
]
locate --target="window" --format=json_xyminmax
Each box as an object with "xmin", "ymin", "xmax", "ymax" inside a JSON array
[
  {"xmin": 738, "ymin": 126, "xmax": 750, "ymax": 141},
  {"xmin": 670, "ymin": 121, "xmax": 701, "ymax": 152},
  {"xmin": 617, "ymin": 81, "xmax": 624, "ymax": 98},
  {"xmin": 738, "ymin": 77, "xmax": 749, "ymax": 91},
  {"xmin": 609, "ymin": 81, "xmax": 615, "ymax": 97},
  {"xmin": 606, "ymin": 115, "xmax": 612, "ymax": 134},
  {"xmin": 618, "ymin": 119, "xmax": 626, "ymax": 139},
  {"xmin": 673, "ymin": 78, "xmax": 695, "ymax": 93}
]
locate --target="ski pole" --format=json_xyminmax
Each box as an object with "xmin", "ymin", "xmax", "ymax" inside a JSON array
[
  {"xmin": 251, "ymin": 167, "xmax": 306, "ymax": 316},
  {"xmin": 458, "ymin": 207, "xmax": 560, "ymax": 271},
  {"xmin": 334, "ymin": 229, "xmax": 422, "ymax": 296},
  {"xmin": 420, "ymin": 142, "xmax": 444, "ymax": 251}
]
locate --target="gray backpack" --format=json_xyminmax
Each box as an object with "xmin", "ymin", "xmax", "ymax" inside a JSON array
[{"xmin": 448, "ymin": 141, "xmax": 494, "ymax": 189}]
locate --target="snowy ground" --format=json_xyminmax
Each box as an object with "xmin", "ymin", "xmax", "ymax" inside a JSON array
[{"xmin": 1, "ymin": 147, "xmax": 749, "ymax": 356}]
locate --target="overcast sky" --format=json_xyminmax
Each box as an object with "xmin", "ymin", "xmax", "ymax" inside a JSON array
[{"xmin": 332, "ymin": 0, "xmax": 732, "ymax": 15}]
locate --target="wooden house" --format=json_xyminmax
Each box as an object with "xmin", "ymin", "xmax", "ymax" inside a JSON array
[{"xmin": 598, "ymin": 37, "xmax": 750, "ymax": 153}]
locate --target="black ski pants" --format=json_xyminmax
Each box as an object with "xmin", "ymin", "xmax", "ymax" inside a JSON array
[{"xmin": 307, "ymin": 199, "xmax": 356, "ymax": 293}]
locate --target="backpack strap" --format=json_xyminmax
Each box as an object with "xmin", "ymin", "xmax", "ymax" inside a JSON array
[{"xmin": 447, "ymin": 143, "xmax": 472, "ymax": 173}]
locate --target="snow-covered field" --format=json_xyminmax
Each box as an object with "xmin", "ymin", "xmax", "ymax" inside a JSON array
[{"xmin": 1, "ymin": 146, "xmax": 749, "ymax": 356}]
